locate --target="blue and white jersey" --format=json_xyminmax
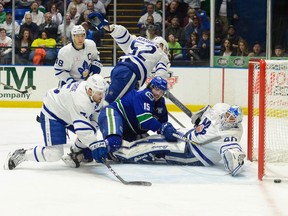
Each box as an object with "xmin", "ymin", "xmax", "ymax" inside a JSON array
[
  {"xmin": 111, "ymin": 88, "xmax": 168, "ymax": 134},
  {"xmin": 110, "ymin": 25, "xmax": 170, "ymax": 86},
  {"xmin": 54, "ymin": 39, "xmax": 101, "ymax": 86},
  {"xmin": 185, "ymin": 103, "xmax": 243, "ymax": 166},
  {"xmin": 41, "ymin": 81, "xmax": 102, "ymax": 147}
]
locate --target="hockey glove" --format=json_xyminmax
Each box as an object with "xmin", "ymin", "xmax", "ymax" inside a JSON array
[
  {"xmin": 88, "ymin": 12, "xmax": 109, "ymax": 30},
  {"xmin": 160, "ymin": 122, "xmax": 178, "ymax": 142},
  {"xmin": 191, "ymin": 105, "xmax": 211, "ymax": 126},
  {"xmin": 90, "ymin": 59, "xmax": 103, "ymax": 74},
  {"xmin": 89, "ymin": 140, "xmax": 108, "ymax": 163}
]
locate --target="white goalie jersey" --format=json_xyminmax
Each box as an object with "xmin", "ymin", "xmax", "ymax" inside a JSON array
[
  {"xmin": 54, "ymin": 39, "xmax": 101, "ymax": 86},
  {"xmin": 110, "ymin": 24, "xmax": 170, "ymax": 85}
]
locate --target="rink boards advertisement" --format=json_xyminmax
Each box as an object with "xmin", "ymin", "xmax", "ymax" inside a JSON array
[{"xmin": 0, "ymin": 65, "xmax": 249, "ymax": 110}]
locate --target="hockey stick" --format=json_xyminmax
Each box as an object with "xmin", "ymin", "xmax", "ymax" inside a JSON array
[
  {"xmin": 0, "ymin": 82, "xmax": 35, "ymax": 94},
  {"xmin": 172, "ymin": 133, "xmax": 221, "ymax": 146},
  {"xmin": 165, "ymin": 91, "xmax": 193, "ymax": 118},
  {"xmin": 168, "ymin": 112, "xmax": 186, "ymax": 128},
  {"xmin": 102, "ymin": 158, "xmax": 152, "ymax": 186}
]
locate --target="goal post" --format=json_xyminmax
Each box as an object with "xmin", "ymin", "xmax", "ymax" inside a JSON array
[{"xmin": 248, "ymin": 59, "xmax": 288, "ymax": 181}]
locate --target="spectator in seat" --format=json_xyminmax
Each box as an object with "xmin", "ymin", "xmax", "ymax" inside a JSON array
[
  {"xmin": 138, "ymin": 3, "xmax": 162, "ymax": 29},
  {"xmin": 236, "ymin": 39, "xmax": 249, "ymax": 56},
  {"xmin": 45, "ymin": 0, "xmax": 64, "ymax": 16},
  {"xmin": 49, "ymin": 3, "xmax": 62, "ymax": 26},
  {"xmin": 220, "ymin": 38, "xmax": 236, "ymax": 56},
  {"xmin": 184, "ymin": 15, "xmax": 203, "ymax": 41},
  {"xmin": 15, "ymin": 28, "xmax": 33, "ymax": 64},
  {"xmin": 29, "ymin": 30, "xmax": 57, "ymax": 65},
  {"xmin": 21, "ymin": 1, "xmax": 45, "ymax": 26},
  {"xmin": 167, "ymin": 33, "xmax": 183, "ymax": 60},
  {"xmin": 0, "ymin": 11, "xmax": 20, "ymax": 38},
  {"xmin": 183, "ymin": 7, "xmax": 197, "ymax": 27},
  {"xmin": 165, "ymin": 16, "xmax": 185, "ymax": 47},
  {"xmin": 215, "ymin": 0, "xmax": 238, "ymax": 33},
  {"xmin": 0, "ymin": 3, "xmax": 5, "ymax": 24},
  {"xmin": 20, "ymin": 13, "xmax": 40, "ymax": 41},
  {"xmin": 197, "ymin": 30, "xmax": 210, "ymax": 60},
  {"xmin": 224, "ymin": 25, "xmax": 241, "ymax": 53},
  {"xmin": 165, "ymin": 0, "xmax": 185, "ymax": 27},
  {"xmin": 0, "ymin": 28, "xmax": 12, "ymax": 64},
  {"xmin": 139, "ymin": 15, "xmax": 161, "ymax": 38},
  {"xmin": 214, "ymin": 19, "xmax": 224, "ymax": 46},
  {"xmin": 68, "ymin": 4, "xmax": 81, "ymax": 25},
  {"xmin": 67, "ymin": 0, "xmax": 87, "ymax": 16},
  {"xmin": 38, "ymin": 12, "xmax": 58, "ymax": 40},
  {"xmin": 272, "ymin": 45, "xmax": 288, "ymax": 58},
  {"xmin": 57, "ymin": 14, "xmax": 75, "ymax": 45},
  {"xmin": 185, "ymin": 32, "xmax": 200, "ymax": 61},
  {"xmin": 92, "ymin": 0, "xmax": 106, "ymax": 16},
  {"xmin": 248, "ymin": 41, "xmax": 266, "ymax": 57}
]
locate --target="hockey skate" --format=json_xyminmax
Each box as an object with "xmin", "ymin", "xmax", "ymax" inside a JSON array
[
  {"xmin": 62, "ymin": 147, "xmax": 93, "ymax": 168},
  {"xmin": 3, "ymin": 149, "xmax": 26, "ymax": 170},
  {"xmin": 223, "ymin": 149, "xmax": 246, "ymax": 177}
]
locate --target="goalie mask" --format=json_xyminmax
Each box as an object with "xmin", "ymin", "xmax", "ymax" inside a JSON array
[
  {"xmin": 153, "ymin": 36, "xmax": 169, "ymax": 54},
  {"xmin": 220, "ymin": 105, "xmax": 243, "ymax": 129}
]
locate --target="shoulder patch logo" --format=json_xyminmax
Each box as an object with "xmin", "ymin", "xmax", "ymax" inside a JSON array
[{"xmin": 145, "ymin": 91, "xmax": 154, "ymax": 101}]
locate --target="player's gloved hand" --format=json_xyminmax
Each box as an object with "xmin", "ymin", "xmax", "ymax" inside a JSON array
[
  {"xmin": 89, "ymin": 60, "xmax": 103, "ymax": 74},
  {"xmin": 191, "ymin": 105, "xmax": 211, "ymax": 126},
  {"xmin": 89, "ymin": 140, "xmax": 108, "ymax": 163},
  {"xmin": 160, "ymin": 122, "xmax": 178, "ymax": 142},
  {"xmin": 88, "ymin": 12, "xmax": 109, "ymax": 30}
]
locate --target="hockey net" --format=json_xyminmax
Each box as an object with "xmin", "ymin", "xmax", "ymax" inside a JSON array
[{"xmin": 248, "ymin": 59, "xmax": 288, "ymax": 180}]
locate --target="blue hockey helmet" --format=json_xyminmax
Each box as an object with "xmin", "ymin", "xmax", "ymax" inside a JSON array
[
  {"xmin": 221, "ymin": 105, "xmax": 243, "ymax": 129},
  {"xmin": 149, "ymin": 76, "xmax": 168, "ymax": 91}
]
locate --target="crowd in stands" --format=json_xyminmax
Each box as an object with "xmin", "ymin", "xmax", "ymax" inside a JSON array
[
  {"xmin": 0, "ymin": 0, "xmax": 108, "ymax": 65},
  {"xmin": 0, "ymin": 0, "xmax": 287, "ymax": 66}
]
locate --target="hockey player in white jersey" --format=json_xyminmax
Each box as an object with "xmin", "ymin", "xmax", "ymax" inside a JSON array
[
  {"xmin": 54, "ymin": 25, "xmax": 103, "ymax": 87},
  {"xmin": 4, "ymin": 74, "xmax": 108, "ymax": 170},
  {"xmin": 108, "ymin": 103, "xmax": 246, "ymax": 177},
  {"xmin": 88, "ymin": 12, "xmax": 170, "ymax": 104}
]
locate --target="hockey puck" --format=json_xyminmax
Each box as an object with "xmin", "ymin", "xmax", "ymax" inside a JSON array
[{"xmin": 274, "ymin": 179, "xmax": 281, "ymax": 183}]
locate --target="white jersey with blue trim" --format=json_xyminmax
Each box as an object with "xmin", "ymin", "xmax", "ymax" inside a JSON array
[
  {"xmin": 185, "ymin": 103, "xmax": 243, "ymax": 166},
  {"xmin": 41, "ymin": 81, "xmax": 102, "ymax": 146},
  {"xmin": 54, "ymin": 39, "xmax": 101, "ymax": 85},
  {"xmin": 110, "ymin": 24, "xmax": 170, "ymax": 84}
]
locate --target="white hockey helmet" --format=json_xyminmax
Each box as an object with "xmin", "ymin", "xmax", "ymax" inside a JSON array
[
  {"xmin": 153, "ymin": 36, "xmax": 169, "ymax": 54},
  {"xmin": 86, "ymin": 74, "xmax": 107, "ymax": 96},
  {"xmin": 71, "ymin": 25, "xmax": 86, "ymax": 37}
]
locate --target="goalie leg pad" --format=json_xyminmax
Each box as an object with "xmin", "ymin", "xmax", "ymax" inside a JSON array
[{"xmin": 223, "ymin": 149, "xmax": 246, "ymax": 176}]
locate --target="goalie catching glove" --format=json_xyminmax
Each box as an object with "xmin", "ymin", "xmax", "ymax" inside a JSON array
[{"xmin": 88, "ymin": 12, "xmax": 109, "ymax": 30}]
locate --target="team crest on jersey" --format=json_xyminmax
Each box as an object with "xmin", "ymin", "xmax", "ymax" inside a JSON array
[
  {"xmin": 78, "ymin": 60, "xmax": 90, "ymax": 79},
  {"xmin": 145, "ymin": 91, "xmax": 154, "ymax": 101},
  {"xmin": 195, "ymin": 118, "xmax": 211, "ymax": 136},
  {"xmin": 155, "ymin": 107, "xmax": 163, "ymax": 114}
]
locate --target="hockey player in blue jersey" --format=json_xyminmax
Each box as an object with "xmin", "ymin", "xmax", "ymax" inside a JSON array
[
  {"xmin": 4, "ymin": 74, "xmax": 108, "ymax": 170},
  {"xmin": 54, "ymin": 25, "xmax": 103, "ymax": 87},
  {"xmin": 88, "ymin": 12, "xmax": 170, "ymax": 105},
  {"xmin": 62, "ymin": 76, "xmax": 178, "ymax": 167},
  {"xmin": 109, "ymin": 103, "xmax": 246, "ymax": 177}
]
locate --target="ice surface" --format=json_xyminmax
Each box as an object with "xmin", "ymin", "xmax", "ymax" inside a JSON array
[{"xmin": 0, "ymin": 108, "xmax": 287, "ymax": 216}]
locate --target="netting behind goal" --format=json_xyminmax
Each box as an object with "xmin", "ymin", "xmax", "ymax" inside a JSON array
[{"xmin": 248, "ymin": 59, "xmax": 288, "ymax": 180}]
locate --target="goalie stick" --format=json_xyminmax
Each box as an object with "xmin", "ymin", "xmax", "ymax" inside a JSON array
[
  {"xmin": 0, "ymin": 82, "xmax": 35, "ymax": 94},
  {"xmin": 165, "ymin": 91, "xmax": 193, "ymax": 118},
  {"xmin": 172, "ymin": 133, "xmax": 221, "ymax": 145},
  {"xmin": 102, "ymin": 158, "xmax": 152, "ymax": 186}
]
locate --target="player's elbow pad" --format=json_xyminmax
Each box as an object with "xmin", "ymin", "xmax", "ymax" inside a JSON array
[{"xmin": 90, "ymin": 60, "xmax": 103, "ymax": 74}]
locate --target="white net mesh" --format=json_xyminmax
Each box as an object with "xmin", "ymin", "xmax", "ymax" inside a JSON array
[{"xmin": 251, "ymin": 60, "xmax": 288, "ymax": 179}]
